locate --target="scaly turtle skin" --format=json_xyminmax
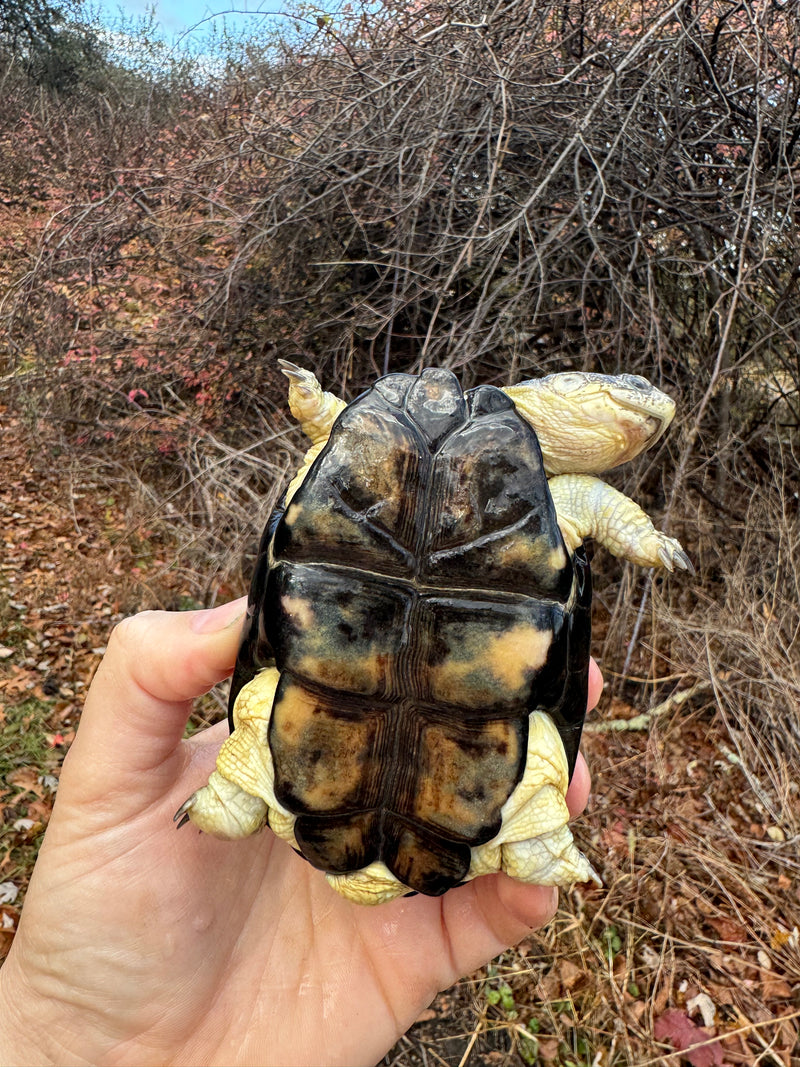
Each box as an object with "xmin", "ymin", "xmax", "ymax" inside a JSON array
[{"xmin": 177, "ymin": 365, "xmax": 690, "ymax": 904}]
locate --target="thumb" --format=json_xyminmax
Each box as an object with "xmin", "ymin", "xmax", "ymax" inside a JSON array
[{"xmin": 61, "ymin": 598, "xmax": 246, "ymax": 807}]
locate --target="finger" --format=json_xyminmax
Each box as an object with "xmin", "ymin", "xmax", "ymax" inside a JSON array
[
  {"xmin": 63, "ymin": 599, "xmax": 246, "ymax": 802},
  {"xmin": 434, "ymin": 874, "xmax": 557, "ymax": 988},
  {"xmin": 566, "ymin": 751, "xmax": 591, "ymax": 817},
  {"xmin": 588, "ymin": 657, "xmax": 603, "ymax": 710},
  {"xmin": 438, "ymin": 826, "xmax": 594, "ymax": 982}
]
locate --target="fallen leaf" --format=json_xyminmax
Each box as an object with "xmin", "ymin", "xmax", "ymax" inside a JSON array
[
  {"xmin": 7, "ymin": 766, "xmax": 45, "ymax": 796},
  {"xmin": 761, "ymin": 977, "xmax": 794, "ymax": 999},
  {"xmin": 535, "ymin": 1037, "xmax": 560, "ymax": 1062},
  {"xmin": 770, "ymin": 928, "xmax": 798, "ymax": 951},
  {"xmin": 536, "ymin": 969, "xmax": 562, "ymax": 1000},
  {"xmin": 654, "ymin": 1009, "xmax": 723, "ymax": 1066},
  {"xmin": 707, "ymin": 916, "xmax": 748, "ymax": 943},
  {"xmin": 22, "ymin": 798, "xmax": 52, "ymax": 823},
  {"xmin": 558, "ymin": 958, "xmax": 584, "ymax": 991},
  {"xmin": 652, "ymin": 983, "xmax": 671, "ymax": 1016},
  {"xmin": 623, "ymin": 998, "xmax": 647, "ymax": 1025}
]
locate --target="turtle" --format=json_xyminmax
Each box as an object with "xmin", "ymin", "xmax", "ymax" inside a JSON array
[{"xmin": 176, "ymin": 363, "xmax": 691, "ymax": 905}]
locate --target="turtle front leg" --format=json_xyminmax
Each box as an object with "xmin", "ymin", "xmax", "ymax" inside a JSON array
[
  {"xmin": 548, "ymin": 474, "xmax": 692, "ymax": 572},
  {"xmin": 176, "ymin": 667, "xmax": 289, "ymax": 840}
]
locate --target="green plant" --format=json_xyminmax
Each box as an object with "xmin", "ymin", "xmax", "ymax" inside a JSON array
[
  {"xmin": 484, "ymin": 964, "xmax": 519, "ymax": 1019},
  {"xmin": 600, "ymin": 925, "xmax": 622, "ymax": 962}
]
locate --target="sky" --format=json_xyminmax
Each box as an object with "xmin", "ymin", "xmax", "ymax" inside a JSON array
[{"xmin": 93, "ymin": 0, "xmax": 290, "ymax": 43}]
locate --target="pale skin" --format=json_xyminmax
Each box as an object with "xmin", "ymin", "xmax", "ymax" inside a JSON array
[{"xmin": 0, "ymin": 598, "xmax": 601, "ymax": 1067}]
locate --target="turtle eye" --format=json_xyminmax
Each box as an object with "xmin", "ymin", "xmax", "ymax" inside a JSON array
[
  {"xmin": 619, "ymin": 375, "xmax": 651, "ymax": 390},
  {"xmin": 548, "ymin": 373, "xmax": 584, "ymax": 394}
]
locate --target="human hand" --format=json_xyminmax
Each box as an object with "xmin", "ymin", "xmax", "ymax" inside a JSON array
[{"xmin": 0, "ymin": 600, "xmax": 601, "ymax": 1067}]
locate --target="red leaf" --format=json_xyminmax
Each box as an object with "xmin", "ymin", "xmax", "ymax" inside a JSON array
[{"xmin": 654, "ymin": 1010, "xmax": 723, "ymax": 1066}]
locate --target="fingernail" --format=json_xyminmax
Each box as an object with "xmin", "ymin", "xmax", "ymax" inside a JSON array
[{"xmin": 190, "ymin": 597, "xmax": 247, "ymax": 634}]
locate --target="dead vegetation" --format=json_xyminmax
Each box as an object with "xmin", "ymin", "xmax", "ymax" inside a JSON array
[{"xmin": 1, "ymin": 1, "xmax": 800, "ymax": 1063}]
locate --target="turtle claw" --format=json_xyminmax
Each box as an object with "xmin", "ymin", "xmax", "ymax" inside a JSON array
[
  {"xmin": 674, "ymin": 547, "xmax": 695, "ymax": 575},
  {"xmin": 173, "ymin": 795, "xmax": 195, "ymax": 828},
  {"xmin": 657, "ymin": 538, "xmax": 694, "ymax": 575},
  {"xmin": 278, "ymin": 359, "xmax": 315, "ymax": 387}
]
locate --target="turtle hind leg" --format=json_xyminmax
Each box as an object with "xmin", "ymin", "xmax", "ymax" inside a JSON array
[
  {"xmin": 178, "ymin": 667, "xmax": 283, "ymax": 840},
  {"xmin": 176, "ymin": 771, "xmax": 269, "ymax": 838}
]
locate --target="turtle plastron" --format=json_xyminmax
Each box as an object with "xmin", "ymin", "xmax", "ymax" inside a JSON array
[
  {"xmin": 177, "ymin": 363, "xmax": 691, "ymax": 905},
  {"xmin": 189, "ymin": 668, "xmax": 412, "ymax": 904},
  {"xmin": 187, "ymin": 694, "xmax": 597, "ymax": 902}
]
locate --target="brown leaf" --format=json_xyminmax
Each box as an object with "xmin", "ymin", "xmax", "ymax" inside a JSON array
[
  {"xmin": 761, "ymin": 976, "xmax": 794, "ymax": 999},
  {"xmin": 654, "ymin": 1010, "xmax": 723, "ymax": 1067},
  {"xmin": 707, "ymin": 916, "xmax": 749, "ymax": 943},
  {"xmin": 0, "ymin": 930, "xmax": 14, "ymax": 960},
  {"xmin": 7, "ymin": 767, "xmax": 45, "ymax": 796},
  {"xmin": 624, "ymin": 998, "xmax": 647, "ymax": 1025},
  {"xmin": 652, "ymin": 983, "xmax": 672, "ymax": 1016},
  {"xmin": 536, "ymin": 1037, "xmax": 560, "ymax": 1062},
  {"xmin": 536, "ymin": 968, "xmax": 562, "ymax": 1000},
  {"xmin": 0, "ymin": 904, "xmax": 19, "ymax": 926},
  {"xmin": 600, "ymin": 820, "xmax": 628, "ymax": 854},
  {"xmin": 557, "ymin": 958, "xmax": 584, "ymax": 991},
  {"xmin": 22, "ymin": 798, "xmax": 52, "ymax": 823},
  {"xmin": 0, "ymin": 905, "xmax": 18, "ymax": 963}
]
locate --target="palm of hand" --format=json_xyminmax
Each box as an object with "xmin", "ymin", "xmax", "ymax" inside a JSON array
[{"xmin": 1, "ymin": 604, "xmax": 595, "ymax": 1067}]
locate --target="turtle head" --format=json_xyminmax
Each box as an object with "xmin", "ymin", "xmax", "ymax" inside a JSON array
[{"xmin": 504, "ymin": 372, "xmax": 676, "ymax": 476}]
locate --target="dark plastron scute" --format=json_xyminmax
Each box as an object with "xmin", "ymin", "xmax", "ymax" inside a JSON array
[
  {"xmin": 235, "ymin": 367, "xmax": 590, "ymax": 896},
  {"xmin": 545, "ymin": 545, "xmax": 591, "ymax": 778}
]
